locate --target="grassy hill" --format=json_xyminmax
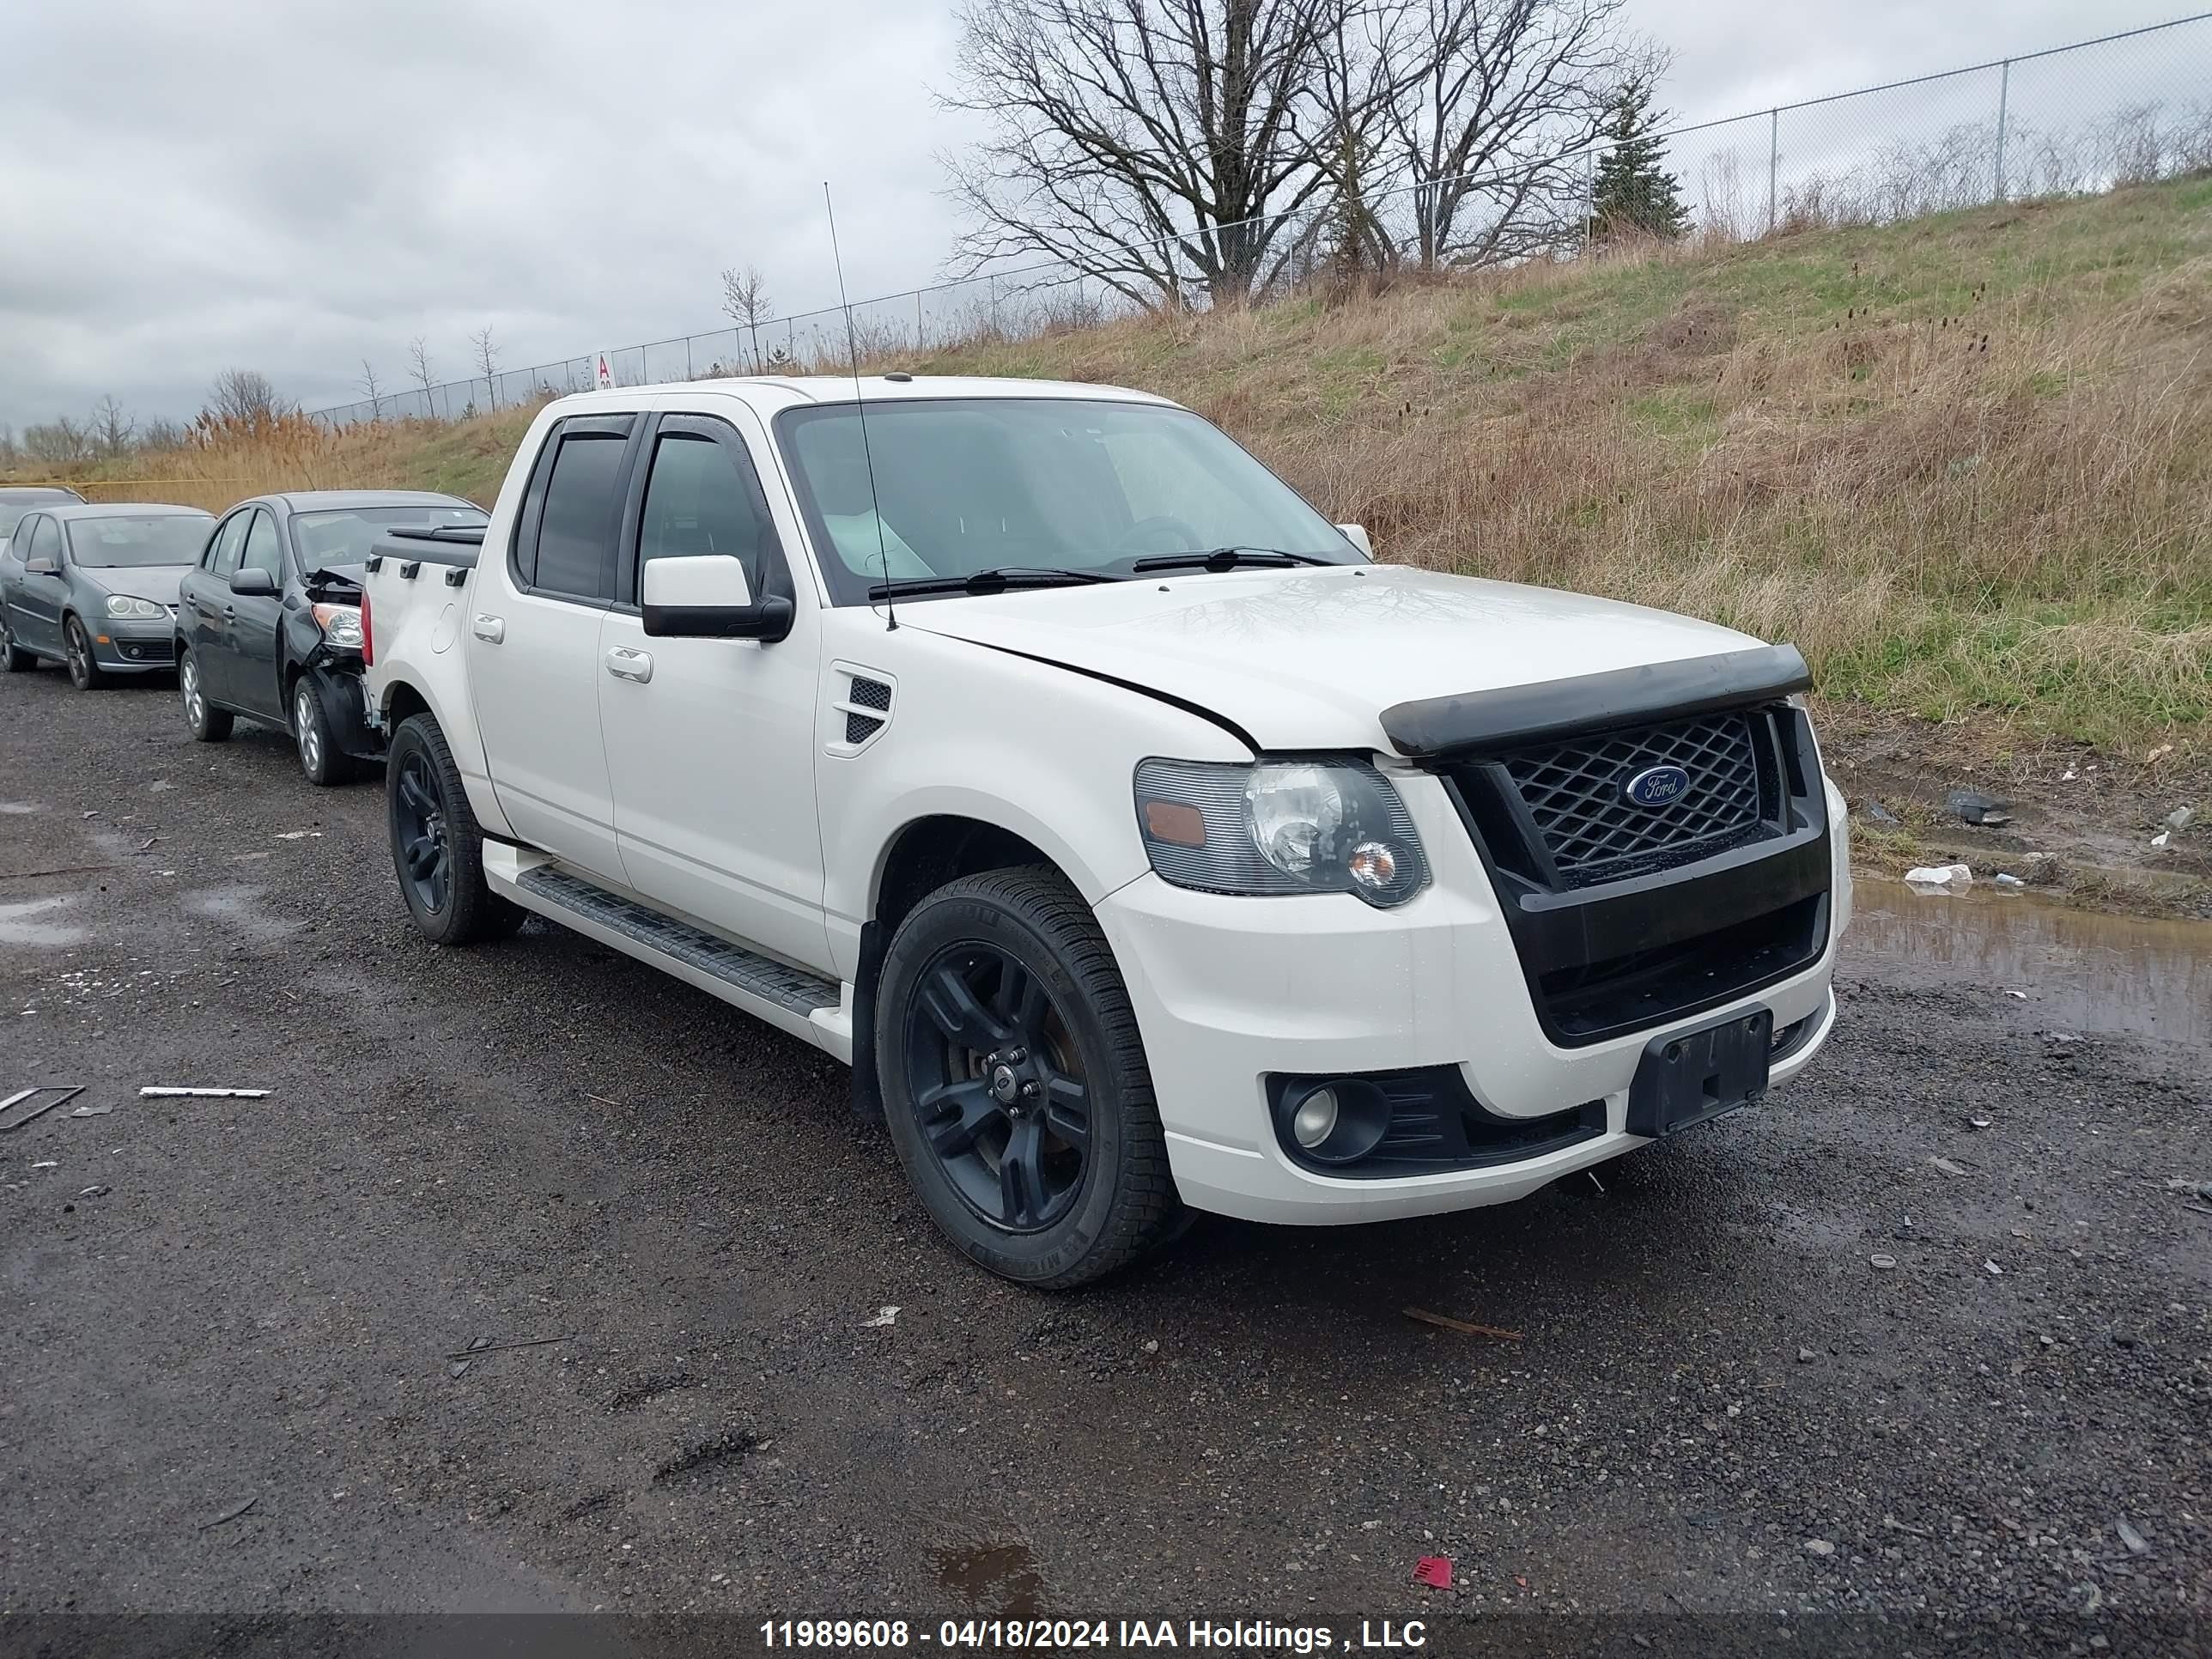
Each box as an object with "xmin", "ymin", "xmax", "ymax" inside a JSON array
[{"xmin": 44, "ymin": 176, "xmax": 2212, "ymax": 757}]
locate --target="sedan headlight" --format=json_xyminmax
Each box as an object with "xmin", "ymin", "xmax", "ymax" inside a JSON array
[
  {"xmin": 104, "ymin": 594, "xmax": 166, "ymax": 620},
  {"xmin": 311, "ymin": 602, "xmax": 364, "ymax": 650},
  {"xmin": 1134, "ymin": 757, "xmax": 1429, "ymax": 907}
]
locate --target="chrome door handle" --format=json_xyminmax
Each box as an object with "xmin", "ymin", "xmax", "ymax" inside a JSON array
[
  {"xmin": 222, "ymin": 605, "xmax": 236, "ymax": 620},
  {"xmin": 605, "ymin": 646, "xmax": 653, "ymax": 684},
  {"xmin": 471, "ymin": 614, "xmax": 505, "ymax": 643}
]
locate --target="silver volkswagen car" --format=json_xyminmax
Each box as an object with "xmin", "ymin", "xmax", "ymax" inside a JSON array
[{"xmin": 0, "ymin": 502, "xmax": 214, "ymax": 689}]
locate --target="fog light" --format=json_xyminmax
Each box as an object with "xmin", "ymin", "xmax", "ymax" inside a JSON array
[{"xmin": 1291, "ymin": 1088, "xmax": 1339, "ymax": 1148}]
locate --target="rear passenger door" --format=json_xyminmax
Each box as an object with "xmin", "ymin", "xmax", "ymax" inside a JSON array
[
  {"xmin": 183, "ymin": 510, "xmax": 250, "ymax": 701},
  {"xmin": 468, "ymin": 413, "xmax": 635, "ymax": 884}
]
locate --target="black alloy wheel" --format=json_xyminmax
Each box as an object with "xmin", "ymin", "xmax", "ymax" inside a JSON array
[
  {"xmin": 0, "ymin": 611, "xmax": 35, "ymax": 672},
  {"xmin": 392, "ymin": 749, "xmax": 452, "ymax": 917},
  {"xmin": 384, "ymin": 714, "xmax": 524, "ymax": 946},
  {"xmin": 904, "ymin": 941, "xmax": 1093, "ymax": 1234},
  {"xmin": 878, "ymin": 866, "xmax": 1180, "ymax": 1288}
]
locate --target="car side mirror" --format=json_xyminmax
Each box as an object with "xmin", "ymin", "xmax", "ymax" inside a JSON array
[
  {"xmin": 1335, "ymin": 523, "xmax": 1373, "ymax": 558},
  {"xmin": 25, "ymin": 557, "xmax": 58, "ymax": 576},
  {"xmin": 229, "ymin": 568, "xmax": 278, "ymax": 597},
  {"xmin": 641, "ymin": 555, "xmax": 793, "ymax": 642}
]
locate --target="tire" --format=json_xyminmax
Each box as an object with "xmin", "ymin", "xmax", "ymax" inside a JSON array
[
  {"xmin": 291, "ymin": 672, "xmax": 361, "ymax": 787},
  {"xmin": 63, "ymin": 616, "xmax": 106, "ymax": 690},
  {"xmin": 386, "ymin": 713, "xmax": 525, "ymax": 946},
  {"xmin": 179, "ymin": 647, "xmax": 233, "ymax": 740},
  {"xmin": 877, "ymin": 866, "xmax": 1181, "ymax": 1289},
  {"xmin": 0, "ymin": 610, "xmax": 35, "ymax": 673}
]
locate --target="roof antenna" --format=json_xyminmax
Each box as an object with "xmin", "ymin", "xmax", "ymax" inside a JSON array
[{"xmin": 824, "ymin": 181, "xmax": 895, "ymax": 631}]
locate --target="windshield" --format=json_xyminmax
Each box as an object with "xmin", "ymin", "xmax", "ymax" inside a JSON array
[
  {"xmin": 0, "ymin": 491, "xmax": 79, "ymax": 538},
  {"xmin": 774, "ymin": 398, "xmax": 1358, "ymax": 604},
  {"xmin": 293, "ymin": 503, "xmax": 487, "ymax": 570},
  {"xmin": 65, "ymin": 514, "xmax": 214, "ymax": 568}
]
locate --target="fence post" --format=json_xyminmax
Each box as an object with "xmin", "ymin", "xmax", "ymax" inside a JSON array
[
  {"xmin": 685, "ymin": 337, "xmax": 694, "ymax": 380},
  {"xmin": 915, "ymin": 289, "xmax": 925, "ymax": 352},
  {"xmin": 989, "ymin": 276, "xmax": 999, "ymax": 337},
  {"xmin": 1583, "ymin": 147, "xmax": 1595, "ymax": 254},
  {"xmin": 1994, "ymin": 58, "xmax": 2012, "ymax": 202},
  {"xmin": 1767, "ymin": 108, "xmax": 1780, "ymax": 234}
]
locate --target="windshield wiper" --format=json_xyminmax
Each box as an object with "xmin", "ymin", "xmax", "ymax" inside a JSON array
[
  {"xmin": 1129, "ymin": 547, "xmax": 1336, "ymax": 573},
  {"xmin": 867, "ymin": 566, "xmax": 1121, "ymax": 599}
]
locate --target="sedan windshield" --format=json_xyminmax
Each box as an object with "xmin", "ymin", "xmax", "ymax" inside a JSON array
[
  {"xmin": 65, "ymin": 514, "xmax": 214, "ymax": 567},
  {"xmin": 293, "ymin": 503, "xmax": 487, "ymax": 569},
  {"xmin": 775, "ymin": 398, "xmax": 1359, "ymax": 605}
]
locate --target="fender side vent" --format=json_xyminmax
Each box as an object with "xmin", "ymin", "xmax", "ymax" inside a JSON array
[{"xmin": 830, "ymin": 665, "xmax": 895, "ymax": 755}]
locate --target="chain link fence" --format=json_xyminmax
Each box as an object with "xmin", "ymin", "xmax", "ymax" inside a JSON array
[{"xmin": 310, "ymin": 12, "xmax": 2212, "ymax": 429}]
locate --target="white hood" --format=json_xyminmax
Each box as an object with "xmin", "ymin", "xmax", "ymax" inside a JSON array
[{"xmin": 900, "ymin": 563, "xmax": 1763, "ymax": 751}]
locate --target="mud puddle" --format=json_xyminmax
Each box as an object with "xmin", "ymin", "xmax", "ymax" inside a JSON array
[
  {"xmin": 1848, "ymin": 878, "xmax": 2212, "ymax": 1044},
  {"xmin": 0, "ymin": 896, "xmax": 90, "ymax": 946}
]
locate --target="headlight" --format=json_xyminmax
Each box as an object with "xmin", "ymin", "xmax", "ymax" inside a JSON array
[
  {"xmin": 312, "ymin": 603, "xmax": 364, "ymax": 650},
  {"xmin": 1133, "ymin": 757, "xmax": 1429, "ymax": 907},
  {"xmin": 104, "ymin": 594, "xmax": 165, "ymax": 620}
]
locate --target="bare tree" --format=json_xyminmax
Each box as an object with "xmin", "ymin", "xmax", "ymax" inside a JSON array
[
  {"xmin": 471, "ymin": 325, "xmax": 501, "ymax": 410},
  {"xmin": 356, "ymin": 360, "xmax": 386, "ymax": 421},
  {"xmin": 1380, "ymin": 0, "xmax": 1638, "ymax": 270},
  {"xmin": 940, "ymin": 0, "xmax": 1364, "ymax": 305},
  {"xmin": 23, "ymin": 417, "xmax": 92, "ymax": 466},
  {"xmin": 204, "ymin": 368, "xmax": 293, "ymax": 430},
  {"xmin": 408, "ymin": 336, "xmax": 437, "ymax": 412},
  {"xmin": 139, "ymin": 416, "xmax": 186, "ymax": 453},
  {"xmin": 91, "ymin": 394, "xmax": 136, "ymax": 459},
  {"xmin": 720, "ymin": 265, "xmax": 775, "ymax": 371},
  {"xmin": 0, "ymin": 424, "xmax": 16, "ymax": 470}
]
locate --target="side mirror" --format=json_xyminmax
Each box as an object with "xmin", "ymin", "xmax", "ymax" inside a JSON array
[
  {"xmin": 1335, "ymin": 523, "xmax": 1373, "ymax": 558},
  {"xmin": 641, "ymin": 555, "xmax": 793, "ymax": 642},
  {"xmin": 25, "ymin": 557, "xmax": 58, "ymax": 577},
  {"xmin": 229, "ymin": 567, "xmax": 278, "ymax": 597}
]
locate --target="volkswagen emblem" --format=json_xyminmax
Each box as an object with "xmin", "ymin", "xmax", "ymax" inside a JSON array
[{"xmin": 1623, "ymin": 764, "xmax": 1691, "ymax": 808}]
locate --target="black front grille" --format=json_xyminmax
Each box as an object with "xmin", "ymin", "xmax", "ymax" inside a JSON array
[
  {"xmin": 118, "ymin": 637, "xmax": 174, "ymax": 664},
  {"xmin": 1443, "ymin": 700, "xmax": 1832, "ymax": 1047},
  {"xmin": 1501, "ymin": 711, "xmax": 1769, "ymax": 886}
]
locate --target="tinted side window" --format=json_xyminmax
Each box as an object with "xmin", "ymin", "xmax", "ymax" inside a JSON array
[
  {"xmin": 240, "ymin": 511, "xmax": 283, "ymax": 581},
  {"xmin": 637, "ymin": 430, "xmax": 779, "ymax": 596},
  {"xmin": 209, "ymin": 514, "xmax": 250, "ymax": 577},
  {"xmin": 531, "ymin": 434, "xmax": 627, "ymax": 601},
  {"xmin": 27, "ymin": 518, "xmax": 62, "ymax": 566}
]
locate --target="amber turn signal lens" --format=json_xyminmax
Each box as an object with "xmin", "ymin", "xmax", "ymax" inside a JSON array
[{"xmin": 1142, "ymin": 799, "xmax": 1206, "ymax": 847}]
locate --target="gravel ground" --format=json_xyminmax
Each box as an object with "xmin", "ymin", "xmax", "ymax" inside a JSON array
[{"xmin": 3, "ymin": 665, "xmax": 2208, "ymax": 1656}]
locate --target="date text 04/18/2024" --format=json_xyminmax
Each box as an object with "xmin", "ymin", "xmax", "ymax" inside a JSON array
[{"xmin": 757, "ymin": 1620, "xmax": 1428, "ymax": 1650}]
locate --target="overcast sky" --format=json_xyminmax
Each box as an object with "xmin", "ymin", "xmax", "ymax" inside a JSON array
[{"xmin": 0, "ymin": 0, "xmax": 2194, "ymax": 431}]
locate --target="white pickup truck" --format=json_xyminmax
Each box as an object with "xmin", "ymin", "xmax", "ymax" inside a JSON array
[{"xmin": 360, "ymin": 374, "xmax": 1848, "ymax": 1286}]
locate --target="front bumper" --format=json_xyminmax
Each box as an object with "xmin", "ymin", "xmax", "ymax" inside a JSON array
[
  {"xmin": 91, "ymin": 620, "xmax": 176, "ymax": 672},
  {"xmin": 1094, "ymin": 775, "xmax": 1850, "ymax": 1225}
]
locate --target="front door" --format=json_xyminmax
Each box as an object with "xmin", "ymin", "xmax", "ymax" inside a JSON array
[
  {"xmin": 183, "ymin": 510, "xmax": 250, "ymax": 702},
  {"xmin": 597, "ymin": 410, "xmax": 830, "ymax": 973},
  {"xmin": 12, "ymin": 516, "xmax": 67, "ymax": 654},
  {"xmin": 225, "ymin": 508, "xmax": 287, "ymax": 719},
  {"xmin": 467, "ymin": 413, "xmax": 635, "ymax": 884}
]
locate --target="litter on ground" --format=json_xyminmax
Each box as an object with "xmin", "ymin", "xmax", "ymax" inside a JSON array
[{"xmin": 139, "ymin": 1087, "xmax": 270, "ymax": 1099}]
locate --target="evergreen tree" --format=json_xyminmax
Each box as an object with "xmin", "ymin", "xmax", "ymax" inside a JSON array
[{"xmin": 1590, "ymin": 76, "xmax": 1690, "ymax": 240}]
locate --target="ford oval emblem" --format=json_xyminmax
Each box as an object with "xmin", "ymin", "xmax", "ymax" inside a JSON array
[{"xmin": 1623, "ymin": 764, "xmax": 1691, "ymax": 808}]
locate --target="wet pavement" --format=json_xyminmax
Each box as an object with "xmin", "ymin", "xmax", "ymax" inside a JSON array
[{"xmin": 2, "ymin": 666, "xmax": 2208, "ymax": 1655}]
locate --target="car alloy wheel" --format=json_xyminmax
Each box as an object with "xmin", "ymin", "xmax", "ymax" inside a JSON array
[
  {"xmin": 392, "ymin": 749, "xmax": 452, "ymax": 916},
  {"xmin": 295, "ymin": 681, "xmax": 323, "ymax": 777},
  {"xmin": 181, "ymin": 656, "xmax": 203, "ymax": 723},
  {"xmin": 901, "ymin": 939, "xmax": 1093, "ymax": 1234},
  {"xmin": 64, "ymin": 620, "xmax": 92, "ymax": 688}
]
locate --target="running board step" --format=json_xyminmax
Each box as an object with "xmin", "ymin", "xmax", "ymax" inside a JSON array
[{"xmin": 516, "ymin": 866, "xmax": 840, "ymax": 1018}]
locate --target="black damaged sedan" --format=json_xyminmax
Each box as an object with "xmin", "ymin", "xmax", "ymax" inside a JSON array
[{"xmin": 176, "ymin": 490, "xmax": 484, "ymax": 785}]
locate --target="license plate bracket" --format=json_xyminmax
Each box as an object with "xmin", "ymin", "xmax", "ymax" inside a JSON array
[{"xmin": 1626, "ymin": 1006, "xmax": 1774, "ymax": 1138}]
